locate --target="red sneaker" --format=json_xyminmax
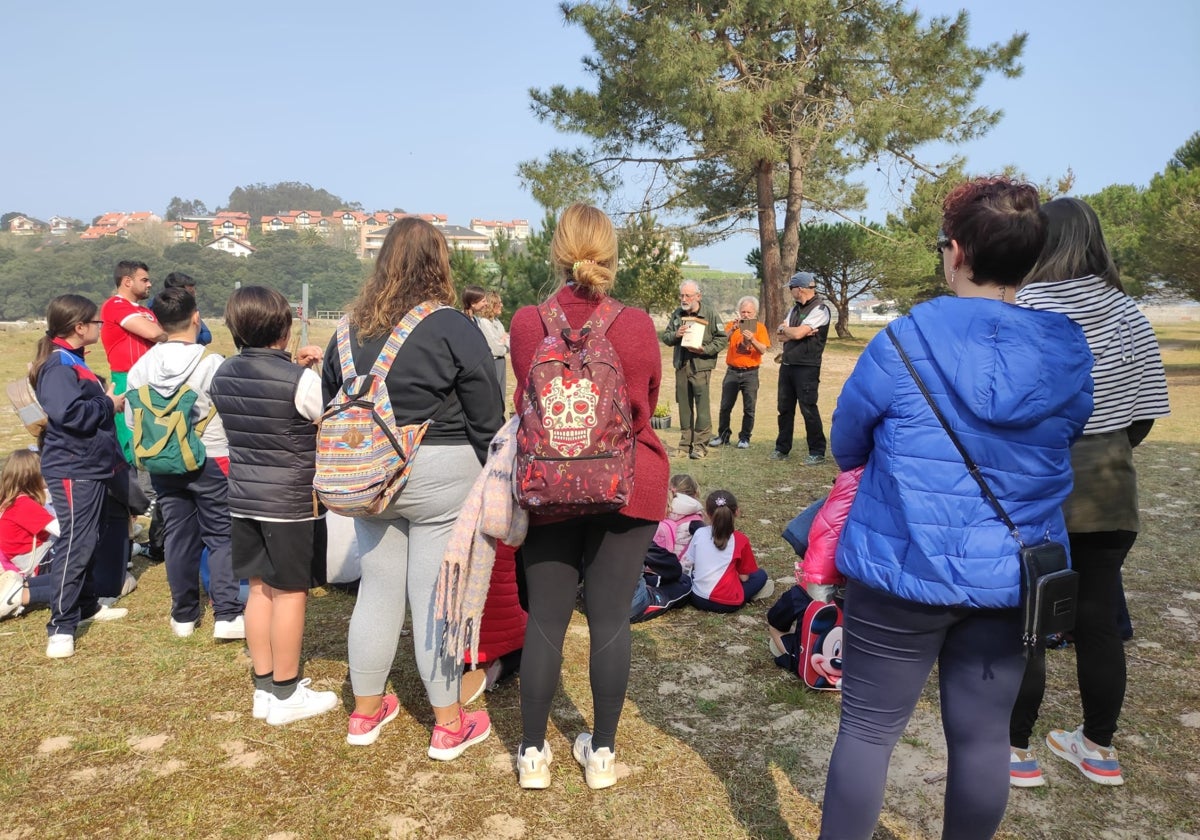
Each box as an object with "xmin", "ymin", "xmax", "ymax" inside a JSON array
[
  {"xmin": 346, "ymin": 694, "xmax": 400, "ymax": 746},
  {"xmin": 427, "ymin": 708, "xmax": 491, "ymax": 760}
]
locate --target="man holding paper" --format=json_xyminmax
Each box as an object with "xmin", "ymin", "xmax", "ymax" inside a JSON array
[
  {"xmin": 660, "ymin": 280, "xmax": 727, "ymax": 459},
  {"xmin": 710, "ymin": 295, "xmax": 771, "ymax": 449}
]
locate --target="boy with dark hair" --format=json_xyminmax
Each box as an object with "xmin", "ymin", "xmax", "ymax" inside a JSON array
[
  {"xmin": 125, "ymin": 287, "xmax": 242, "ymax": 640},
  {"xmin": 209, "ymin": 286, "xmax": 336, "ymax": 726}
]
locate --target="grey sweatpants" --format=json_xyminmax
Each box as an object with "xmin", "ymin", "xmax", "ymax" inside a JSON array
[{"xmin": 347, "ymin": 445, "xmax": 481, "ymax": 707}]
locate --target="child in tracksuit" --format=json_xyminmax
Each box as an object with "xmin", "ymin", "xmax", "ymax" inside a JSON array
[
  {"xmin": 6, "ymin": 295, "xmax": 129, "ymax": 658},
  {"xmin": 209, "ymin": 286, "xmax": 336, "ymax": 726},
  {"xmin": 125, "ymin": 286, "xmax": 243, "ymax": 641}
]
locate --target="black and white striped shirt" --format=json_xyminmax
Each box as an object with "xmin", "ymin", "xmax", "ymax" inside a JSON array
[{"xmin": 1017, "ymin": 275, "xmax": 1170, "ymax": 435}]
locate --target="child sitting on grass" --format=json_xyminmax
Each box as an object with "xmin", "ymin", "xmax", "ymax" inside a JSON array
[
  {"xmin": 683, "ymin": 489, "xmax": 773, "ymax": 612},
  {"xmin": 209, "ymin": 286, "xmax": 336, "ymax": 726},
  {"xmin": 0, "ymin": 449, "xmax": 57, "ymax": 577},
  {"xmin": 630, "ymin": 474, "xmax": 704, "ymax": 622}
]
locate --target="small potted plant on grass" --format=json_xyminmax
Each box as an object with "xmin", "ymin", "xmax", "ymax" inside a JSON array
[{"xmin": 651, "ymin": 403, "xmax": 672, "ymax": 430}]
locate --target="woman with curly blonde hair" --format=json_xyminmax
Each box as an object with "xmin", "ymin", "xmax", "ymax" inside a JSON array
[{"xmin": 321, "ymin": 217, "xmax": 503, "ymax": 755}]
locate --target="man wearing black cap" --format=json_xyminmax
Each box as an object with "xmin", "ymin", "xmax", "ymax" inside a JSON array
[
  {"xmin": 162, "ymin": 272, "xmax": 212, "ymax": 345},
  {"xmin": 771, "ymin": 271, "xmax": 830, "ymax": 464}
]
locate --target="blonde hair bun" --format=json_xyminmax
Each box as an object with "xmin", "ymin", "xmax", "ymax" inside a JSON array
[{"xmin": 551, "ymin": 204, "xmax": 618, "ymax": 295}]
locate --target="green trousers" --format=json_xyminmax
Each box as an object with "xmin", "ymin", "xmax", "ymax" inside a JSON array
[{"xmin": 675, "ymin": 362, "xmax": 712, "ymax": 453}]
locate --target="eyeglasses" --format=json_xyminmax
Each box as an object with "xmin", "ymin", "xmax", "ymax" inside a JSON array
[
  {"xmin": 936, "ymin": 231, "xmax": 951, "ymax": 254},
  {"xmin": 88, "ymin": 320, "xmax": 104, "ymax": 325}
]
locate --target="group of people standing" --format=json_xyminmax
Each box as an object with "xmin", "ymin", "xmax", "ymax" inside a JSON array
[
  {"xmin": 660, "ymin": 270, "xmax": 831, "ymax": 463},
  {"xmin": 0, "ymin": 178, "xmax": 1171, "ymax": 835}
]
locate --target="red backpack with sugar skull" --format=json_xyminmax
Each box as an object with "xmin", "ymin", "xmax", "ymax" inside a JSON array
[{"xmin": 515, "ymin": 296, "xmax": 635, "ymax": 517}]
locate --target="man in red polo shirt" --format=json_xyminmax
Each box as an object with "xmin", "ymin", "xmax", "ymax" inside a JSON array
[{"xmin": 101, "ymin": 260, "xmax": 166, "ymax": 462}]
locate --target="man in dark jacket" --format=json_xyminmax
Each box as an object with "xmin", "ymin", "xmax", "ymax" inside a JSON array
[
  {"xmin": 772, "ymin": 271, "xmax": 830, "ymax": 464},
  {"xmin": 660, "ymin": 280, "xmax": 727, "ymax": 459}
]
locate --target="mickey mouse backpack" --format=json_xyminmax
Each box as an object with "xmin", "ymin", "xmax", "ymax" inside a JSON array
[{"xmin": 799, "ymin": 600, "xmax": 844, "ymax": 691}]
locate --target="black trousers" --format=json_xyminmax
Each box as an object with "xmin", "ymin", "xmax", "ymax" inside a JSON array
[
  {"xmin": 1009, "ymin": 530, "xmax": 1137, "ymax": 749},
  {"xmin": 519, "ymin": 513, "xmax": 655, "ymax": 753},
  {"xmin": 776, "ymin": 363, "xmax": 826, "ymax": 456},
  {"xmin": 717, "ymin": 366, "xmax": 760, "ymax": 442}
]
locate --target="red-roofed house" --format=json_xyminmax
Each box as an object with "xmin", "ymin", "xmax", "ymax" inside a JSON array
[
  {"xmin": 170, "ymin": 221, "xmax": 200, "ymax": 242},
  {"xmin": 212, "ymin": 212, "xmax": 251, "ymax": 240}
]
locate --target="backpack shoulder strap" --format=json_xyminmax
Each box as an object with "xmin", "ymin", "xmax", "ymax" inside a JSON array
[
  {"xmin": 583, "ymin": 295, "xmax": 625, "ymax": 336},
  {"xmin": 369, "ymin": 301, "xmax": 442, "ymax": 380},
  {"xmin": 537, "ymin": 299, "xmax": 571, "ymax": 338},
  {"xmin": 335, "ymin": 315, "xmax": 356, "ymax": 380}
]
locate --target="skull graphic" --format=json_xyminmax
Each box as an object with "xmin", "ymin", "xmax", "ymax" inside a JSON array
[{"xmin": 541, "ymin": 376, "xmax": 599, "ymax": 457}]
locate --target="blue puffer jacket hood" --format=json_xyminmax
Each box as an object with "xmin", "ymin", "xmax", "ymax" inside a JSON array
[{"xmin": 831, "ymin": 296, "xmax": 1094, "ymax": 608}]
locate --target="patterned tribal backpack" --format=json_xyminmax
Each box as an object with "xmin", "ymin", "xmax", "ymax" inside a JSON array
[
  {"xmin": 314, "ymin": 303, "xmax": 445, "ymax": 516},
  {"xmin": 515, "ymin": 296, "xmax": 635, "ymax": 516}
]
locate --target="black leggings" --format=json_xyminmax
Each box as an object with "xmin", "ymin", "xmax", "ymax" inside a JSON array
[
  {"xmin": 519, "ymin": 514, "xmax": 654, "ymax": 753},
  {"xmin": 1010, "ymin": 530, "xmax": 1137, "ymax": 749}
]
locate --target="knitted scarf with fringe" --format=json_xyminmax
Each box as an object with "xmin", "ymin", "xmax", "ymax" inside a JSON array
[{"xmin": 434, "ymin": 417, "xmax": 527, "ymax": 664}]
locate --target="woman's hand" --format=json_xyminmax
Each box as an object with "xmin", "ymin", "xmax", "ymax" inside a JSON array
[{"xmin": 295, "ymin": 345, "xmax": 323, "ymax": 369}]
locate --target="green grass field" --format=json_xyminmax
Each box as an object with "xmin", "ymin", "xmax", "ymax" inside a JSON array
[{"xmin": 0, "ymin": 318, "xmax": 1197, "ymax": 839}]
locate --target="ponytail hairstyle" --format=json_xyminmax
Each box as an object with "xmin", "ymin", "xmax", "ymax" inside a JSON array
[
  {"xmin": 30, "ymin": 294, "xmax": 98, "ymax": 389},
  {"xmin": 705, "ymin": 489, "xmax": 738, "ymax": 551},
  {"xmin": 551, "ymin": 203, "xmax": 618, "ymax": 296},
  {"xmin": 0, "ymin": 449, "xmax": 47, "ymax": 510}
]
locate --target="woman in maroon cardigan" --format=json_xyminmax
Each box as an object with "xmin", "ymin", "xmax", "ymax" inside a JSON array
[{"xmin": 508, "ymin": 203, "xmax": 669, "ymax": 790}]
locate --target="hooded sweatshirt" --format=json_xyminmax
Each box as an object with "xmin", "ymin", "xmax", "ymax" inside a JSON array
[
  {"xmin": 124, "ymin": 341, "xmax": 228, "ymax": 458},
  {"xmin": 830, "ymin": 296, "xmax": 1094, "ymax": 609}
]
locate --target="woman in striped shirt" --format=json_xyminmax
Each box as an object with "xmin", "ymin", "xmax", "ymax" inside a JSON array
[{"xmin": 1009, "ymin": 197, "xmax": 1170, "ymax": 788}]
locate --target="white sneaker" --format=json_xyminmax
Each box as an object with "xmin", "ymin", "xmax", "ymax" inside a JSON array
[
  {"xmin": 46, "ymin": 633, "xmax": 75, "ymax": 658},
  {"xmin": 252, "ymin": 689, "xmax": 272, "ymax": 720},
  {"xmin": 170, "ymin": 618, "xmax": 197, "ymax": 638},
  {"xmin": 213, "ymin": 615, "xmax": 245, "ymax": 640},
  {"xmin": 80, "ymin": 605, "xmax": 128, "ymax": 624},
  {"xmin": 0, "ymin": 570, "xmax": 24, "ymax": 619},
  {"xmin": 752, "ymin": 578, "xmax": 776, "ymax": 601},
  {"xmin": 265, "ymin": 678, "xmax": 338, "ymax": 726},
  {"xmin": 518, "ymin": 741, "xmax": 553, "ymax": 789},
  {"xmin": 573, "ymin": 733, "xmax": 617, "ymax": 790}
]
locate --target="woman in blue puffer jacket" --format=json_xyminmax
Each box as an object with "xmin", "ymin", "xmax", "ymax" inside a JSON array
[{"xmin": 817, "ymin": 178, "xmax": 1094, "ymax": 840}]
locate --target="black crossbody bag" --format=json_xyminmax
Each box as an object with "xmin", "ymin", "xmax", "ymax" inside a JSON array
[{"xmin": 886, "ymin": 326, "xmax": 1078, "ymax": 653}]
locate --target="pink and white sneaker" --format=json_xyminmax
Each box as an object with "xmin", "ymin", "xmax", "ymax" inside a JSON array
[
  {"xmin": 347, "ymin": 694, "xmax": 400, "ymax": 746},
  {"xmin": 427, "ymin": 708, "xmax": 491, "ymax": 761}
]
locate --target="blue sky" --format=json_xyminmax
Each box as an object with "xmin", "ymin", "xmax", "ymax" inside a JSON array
[{"xmin": 3, "ymin": 1, "xmax": 1197, "ymax": 272}]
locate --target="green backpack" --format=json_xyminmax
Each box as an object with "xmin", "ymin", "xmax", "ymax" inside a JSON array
[{"xmin": 128, "ymin": 380, "xmax": 215, "ymax": 475}]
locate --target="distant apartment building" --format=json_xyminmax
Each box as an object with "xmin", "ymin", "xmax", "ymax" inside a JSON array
[
  {"xmin": 210, "ymin": 211, "xmax": 252, "ymax": 241},
  {"xmin": 470, "ymin": 218, "xmax": 530, "ymax": 243},
  {"xmin": 170, "ymin": 221, "xmax": 200, "ymax": 242},
  {"xmin": 79, "ymin": 210, "xmax": 162, "ymax": 240}
]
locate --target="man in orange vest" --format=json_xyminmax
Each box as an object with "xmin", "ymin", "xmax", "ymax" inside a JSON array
[{"xmin": 709, "ymin": 296, "xmax": 771, "ymax": 449}]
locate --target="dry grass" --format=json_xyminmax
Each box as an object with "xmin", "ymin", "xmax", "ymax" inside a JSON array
[{"xmin": 0, "ymin": 319, "xmax": 1197, "ymax": 839}]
